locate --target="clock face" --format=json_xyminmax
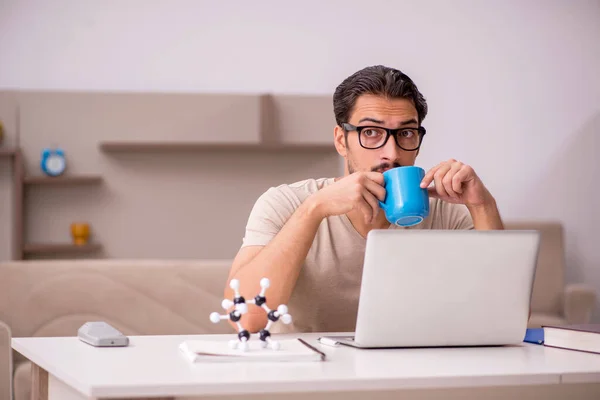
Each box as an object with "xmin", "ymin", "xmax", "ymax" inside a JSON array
[{"xmin": 46, "ymin": 154, "xmax": 66, "ymax": 175}]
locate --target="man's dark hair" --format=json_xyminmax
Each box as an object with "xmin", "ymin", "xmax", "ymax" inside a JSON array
[{"xmin": 333, "ymin": 65, "xmax": 428, "ymax": 126}]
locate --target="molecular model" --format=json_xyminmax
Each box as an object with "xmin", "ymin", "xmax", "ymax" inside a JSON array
[{"xmin": 209, "ymin": 278, "xmax": 292, "ymax": 351}]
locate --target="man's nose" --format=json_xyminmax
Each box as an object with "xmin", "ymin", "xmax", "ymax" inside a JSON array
[{"xmin": 380, "ymin": 134, "xmax": 401, "ymax": 160}]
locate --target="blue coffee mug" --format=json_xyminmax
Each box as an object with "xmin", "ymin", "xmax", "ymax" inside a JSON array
[{"xmin": 379, "ymin": 166, "xmax": 430, "ymax": 227}]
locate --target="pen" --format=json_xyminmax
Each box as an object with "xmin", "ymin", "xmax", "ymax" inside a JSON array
[{"xmin": 298, "ymin": 338, "xmax": 327, "ymax": 361}]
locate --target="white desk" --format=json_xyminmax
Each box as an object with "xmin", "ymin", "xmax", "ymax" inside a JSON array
[{"xmin": 12, "ymin": 333, "xmax": 600, "ymax": 400}]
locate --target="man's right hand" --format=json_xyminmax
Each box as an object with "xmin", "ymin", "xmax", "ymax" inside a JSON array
[{"xmin": 307, "ymin": 172, "xmax": 386, "ymax": 224}]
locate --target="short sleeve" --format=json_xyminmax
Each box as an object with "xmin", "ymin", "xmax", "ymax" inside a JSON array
[
  {"xmin": 241, "ymin": 186, "xmax": 300, "ymax": 247},
  {"xmin": 446, "ymin": 203, "xmax": 474, "ymax": 230}
]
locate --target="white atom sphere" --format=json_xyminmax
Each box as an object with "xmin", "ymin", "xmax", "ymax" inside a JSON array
[
  {"xmin": 221, "ymin": 299, "xmax": 233, "ymax": 310},
  {"xmin": 270, "ymin": 341, "xmax": 281, "ymax": 351},
  {"xmin": 209, "ymin": 312, "xmax": 221, "ymax": 323},
  {"xmin": 277, "ymin": 305, "xmax": 288, "ymax": 315},
  {"xmin": 237, "ymin": 303, "xmax": 248, "ymax": 314},
  {"xmin": 260, "ymin": 278, "xmax": 271, "ymax": 288},
  {"xmin": 282, "ymin": 314, "xmax": 292, "ymax": 324},
  {"xmin": 238, "ymin": 341, "xmax": 249, "ymax": 352},
  {"xmin": 229, "ymin": 279, "xmax": 240, "ymax": 290}
]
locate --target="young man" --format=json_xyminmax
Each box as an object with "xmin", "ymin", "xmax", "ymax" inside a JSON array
[{"xmin": 225, "ymin": 65, "xmax": 504, "ymax": 334}]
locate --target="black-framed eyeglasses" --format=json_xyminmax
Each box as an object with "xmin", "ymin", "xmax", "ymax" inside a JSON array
[{"xmin": 341, "ymin": 123, "xmax": 426, "ymax": 151}]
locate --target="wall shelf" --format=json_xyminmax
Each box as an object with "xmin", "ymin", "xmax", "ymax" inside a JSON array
[
  {"xmin": 2, "ymin": 91, "xmax": 339, "ymax": 261},
  {"xmin": 24, "ymin": 175, "xmax": 103, "ymax": 185},
  {"xmin": 23, "ymin": 243, "xmax": 103, "ymax": 255},
  {"xmin": 98, "ymin": 141, "xmax": 335, "ymax": 153},
  {"xmin": 0, "ymin": 147, "xmax": 17, "ymax": 157}
]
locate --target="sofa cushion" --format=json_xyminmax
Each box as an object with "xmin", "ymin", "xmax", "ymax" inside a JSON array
[
  {"xmin": 504, "ymin": 221, "xmax": 565, "ymax": 314},
  {"xmin": 0, "ymin": 259, "xmax": 234, "ymax": 340}
]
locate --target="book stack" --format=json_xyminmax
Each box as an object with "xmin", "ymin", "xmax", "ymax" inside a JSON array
[{"xmin": 543, "ymin": 324, "xmax": 600, "ymax": 354}]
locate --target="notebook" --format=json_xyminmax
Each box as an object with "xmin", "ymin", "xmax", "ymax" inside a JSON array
[
  {"xmin": 543, "ymin": 324, "xmax": 600, "ymax": 354},
  {"xmin": 523, "ymin": 328, "xmax": 544, "ymax": 344},
  {"xmin": 179, "ymin": 338, "xmax": 326, "ymax": 362}
]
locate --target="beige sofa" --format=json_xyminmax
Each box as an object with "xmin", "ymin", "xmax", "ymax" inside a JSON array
[
  {"xmin": 0, "ymin": 259, "xmax": 234, "ymax": 400},
  {"xmin": 1, "ymin": 222, "xmax": 597, "ymax": 400},
  {"xmin": 504, "ymin": 221, "xmax": 597, "ymax": 328}
]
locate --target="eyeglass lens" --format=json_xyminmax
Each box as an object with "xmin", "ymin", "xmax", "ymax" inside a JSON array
[{"xmin": 360, "ymin": 127, "xmax": 420, "ymax": 150}]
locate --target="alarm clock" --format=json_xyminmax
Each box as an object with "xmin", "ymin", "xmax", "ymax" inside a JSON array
[{"xmin": 41, "ymin": 148, "xmax": 67, "ymax": 177}]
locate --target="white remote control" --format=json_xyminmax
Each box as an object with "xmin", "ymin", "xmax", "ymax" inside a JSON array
[{"xmin": 78, "ymin": 321, "xmax": 129, "ymax": 347}]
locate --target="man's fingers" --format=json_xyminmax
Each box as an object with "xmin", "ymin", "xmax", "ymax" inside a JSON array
[
  {"xmin": 420, "ymin": 163, "xmax": 443, "ymax": 188},
  {"xmin": 364, "ymin": 171, "xmax": 385, "ymax": 185},
  {"xmin": 362, "ymin": 190, "xmax": 380, "ymax": 223},
  {"xmin": 443, "ymin": 162, "xmax": 463, "ymax": 199},
  {"xmin": 427, "ymin": 187, "xmax": 440, "ymax": 198},
  {"xmin": 356, "ymin": 197, "xmax": 374, "ymax": 224},
  {"xmin": 433, "ymin": 164, "xmax": 452, "ymax": 199},
  {"xmin": 364, "ymin": 178, "xmax": 387, "ymax": 202},
  {"xmin": 452, "ymin": 168, "xmax": 465, "ymax": 194}
]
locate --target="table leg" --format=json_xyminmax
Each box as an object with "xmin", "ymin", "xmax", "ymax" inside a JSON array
[{"xmin": 30, "ymin": 363, "xmax": 48, "ymax": 400}]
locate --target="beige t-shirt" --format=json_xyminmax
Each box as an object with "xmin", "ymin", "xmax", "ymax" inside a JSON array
[{"xmin": 241, "ymin": 177, "xmax": 474, "ymax": 333}]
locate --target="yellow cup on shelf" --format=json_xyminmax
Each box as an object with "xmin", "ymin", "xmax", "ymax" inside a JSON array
[{"xmin": 70, "ymin": 223, "xmax": 90, "ymax": 246}]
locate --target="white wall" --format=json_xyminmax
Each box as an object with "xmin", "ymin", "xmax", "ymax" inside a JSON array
[{"xmin": 1, "ymin": 0, "xmax": 599, "ymax": 317}]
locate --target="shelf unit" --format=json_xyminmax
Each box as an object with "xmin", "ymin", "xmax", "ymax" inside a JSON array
[{"xmin": 2, "ymin": 90, "xmax": 338, "ymax": 261}]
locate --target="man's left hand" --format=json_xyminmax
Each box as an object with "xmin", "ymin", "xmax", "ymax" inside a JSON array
[{"xmin": 420, "ymin": 159, "xmax": 493, "ymax": 208}]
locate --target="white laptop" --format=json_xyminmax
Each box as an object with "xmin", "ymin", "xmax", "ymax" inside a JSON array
[{"xmin": 323, "ymin": 229, "xmax": 540, "ymax": 349}]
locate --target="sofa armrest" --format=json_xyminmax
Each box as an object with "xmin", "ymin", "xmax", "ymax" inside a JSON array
[
  {"xmin": 564, "ymin": 283, "xmax": 597, "ymax": 324},
  {"xmin": 0, "ymin": 320, "xmax": 12, "ymax": 400}
]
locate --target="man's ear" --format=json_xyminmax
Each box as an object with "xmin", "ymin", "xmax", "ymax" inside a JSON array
[{"xmin": 333, "ymin": 125, "xmax": 348, "ymax": 157}]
